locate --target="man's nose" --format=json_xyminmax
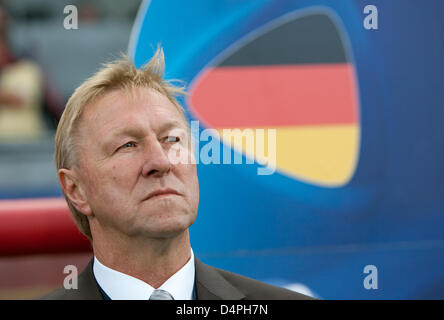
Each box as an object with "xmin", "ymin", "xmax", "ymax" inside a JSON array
[{"xmin": 141, "ymin": 138, "xmax": 172, "ymax": 177}]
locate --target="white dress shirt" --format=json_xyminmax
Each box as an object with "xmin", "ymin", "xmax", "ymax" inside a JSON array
[{"xmin": 93, "ymin": 249, "xmax": 195, "ymax": 300}]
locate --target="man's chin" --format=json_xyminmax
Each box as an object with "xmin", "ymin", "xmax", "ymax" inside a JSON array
[
  {"xmin": 134, "ymin": 216, "xmax": 194, "ymax": 240},
  {"xmin": 138, "ymin": 226, "xmax": 189, "ymax": 240}
]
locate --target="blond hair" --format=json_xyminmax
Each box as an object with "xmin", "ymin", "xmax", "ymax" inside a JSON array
[{"xmin": 55, "ymin": 48, "xmax": 187, "ymax": 241}]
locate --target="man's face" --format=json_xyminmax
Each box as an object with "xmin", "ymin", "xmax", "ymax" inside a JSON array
[{"xmin": 74, "ymin": 87, "xmax": 199, "ymax": 240}]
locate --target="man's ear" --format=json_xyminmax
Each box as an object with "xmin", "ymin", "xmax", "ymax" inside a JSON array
[{"xmin": 58, "ymin": 168, "xmax": 93, "ymax": 217}]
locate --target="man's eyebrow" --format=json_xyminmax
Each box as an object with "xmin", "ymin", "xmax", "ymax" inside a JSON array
[
  {"xmin": 157, "ymin": 119, "xmax": 188, "ymax": 133},
  {"xmin": 106, "ymin": 127, "xmax": 144, "ymax": 142},
  {"xmin": 106, "ymin": 120, "xmax": 187, "ymax": 142}
]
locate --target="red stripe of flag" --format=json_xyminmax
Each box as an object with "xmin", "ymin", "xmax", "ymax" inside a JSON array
[{"xmin": 189, "ymin": 63, "xmax": 358, "ymax": 128}]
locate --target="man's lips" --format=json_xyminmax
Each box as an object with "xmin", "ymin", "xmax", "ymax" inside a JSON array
[{"xmin": 144, "ymin": 188, "xmax": 182, "ymax": 201}]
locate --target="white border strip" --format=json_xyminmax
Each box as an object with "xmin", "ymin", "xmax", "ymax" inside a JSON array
[{"xmin": 127, "ymin": 0, "xmax": 152, "ymax": 60}]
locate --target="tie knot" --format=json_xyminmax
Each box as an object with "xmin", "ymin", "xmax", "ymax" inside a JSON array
[{"xmin": 149, "ymin": 289, "xmax": 174, "ymax": 300}]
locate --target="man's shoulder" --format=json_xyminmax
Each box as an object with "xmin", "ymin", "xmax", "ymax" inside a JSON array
[
  {"xmin": 37, "ymin": 259, "xmax": 103, "ymax": 300},
  {"xmin": 39, "ymin": 286, "xmax": 81, "ymax": 300},
  {"xmin": 195, "ymin": 260, "xmax": 315, "ymax": 300},
  {"xmin": 215, "ymin": 267, "xmax": 314, "ymax": 300},
  {"xmin": 39, "ymin": 257, "xmax": 315, "ymax": 300}
]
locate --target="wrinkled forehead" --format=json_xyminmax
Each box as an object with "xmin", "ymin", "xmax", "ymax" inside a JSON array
[
  {"xmin": 79, "ymin": 87, "xmax": 189, "ymax": 134},
  {"xmin": 85, "ymin": 87, "xmax": 187, "ymax": 122}
]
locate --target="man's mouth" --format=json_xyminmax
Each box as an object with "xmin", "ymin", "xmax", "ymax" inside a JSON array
[{"xmin": 144, "ymin": 188, "xmax": 181, "ymax": 201}]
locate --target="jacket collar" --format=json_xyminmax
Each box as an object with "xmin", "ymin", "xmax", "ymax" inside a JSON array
[
  {"xmin": 70, "ymin": 258, "xmax": 104, "ymax": 300},
  {"xmin": 194, "ymin": 258, "xmax": 245, "ymax": 300},
  {"xmin": 77, "ymin": 257, "xmax": 246, "ymax": 300}
]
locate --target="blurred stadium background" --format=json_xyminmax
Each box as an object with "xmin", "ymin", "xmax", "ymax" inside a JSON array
[{"xmin": 0, "ymin": 0, "xmax": 141, "ymax": 299}]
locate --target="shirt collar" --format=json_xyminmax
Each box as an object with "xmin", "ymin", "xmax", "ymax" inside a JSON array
[{"xmin": 93, "ymin": 249, "xmax": 195, "ymax": 300}]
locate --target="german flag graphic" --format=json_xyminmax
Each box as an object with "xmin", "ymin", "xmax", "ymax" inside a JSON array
[{"xmin": 188, "ymin": 12, "xmax": 360, "ymax": 186}]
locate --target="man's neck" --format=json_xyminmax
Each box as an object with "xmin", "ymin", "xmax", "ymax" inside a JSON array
[{"xmin": 91, "ymin": 229, "xmax": 192, "ymax": 289}]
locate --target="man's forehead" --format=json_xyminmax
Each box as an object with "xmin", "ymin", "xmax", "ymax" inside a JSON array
[
  {"xmin": 79, "ymin": 87, "xmax": 188, "ymax": 138},
  {"xmin": 83, "ymin": 88, "xmax": 162, "ymax": 119}
]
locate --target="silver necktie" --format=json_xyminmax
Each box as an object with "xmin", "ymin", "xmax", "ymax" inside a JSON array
[{"xmin": 149, "ymin": 289, "xmax": 174, "ymax": 300}]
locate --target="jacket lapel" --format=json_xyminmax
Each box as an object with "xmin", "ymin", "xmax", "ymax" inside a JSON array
[
  {"xmin": 194, "ymin": 258, "xmax": 245, "ymax": 300},
  {"xmin": 76, "ymin": 257, "xmax": 246, "ymax": 300},
  {"xmin": 74, "ymin": 258, "xmax": 104, "ymax": 300}
]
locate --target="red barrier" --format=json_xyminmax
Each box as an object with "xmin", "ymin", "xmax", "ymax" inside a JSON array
[{"xmin": 0, "ymin": 198, "xmax": 92, "ymax": 256}]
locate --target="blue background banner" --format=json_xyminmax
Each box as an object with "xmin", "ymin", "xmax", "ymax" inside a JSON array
[{"xmin": 129, "ymin": 0, "xmax": 444, "ymax": 299}]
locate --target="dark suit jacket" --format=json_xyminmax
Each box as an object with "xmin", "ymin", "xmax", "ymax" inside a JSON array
[{"xmin": 40, "ymin": 258, "xmax": 313, "ymax": 300}]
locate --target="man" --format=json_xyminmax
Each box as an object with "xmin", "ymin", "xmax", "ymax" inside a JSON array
[{"xmin": 41, "ymin": 48, "xmax": 312, "ymax": 300}]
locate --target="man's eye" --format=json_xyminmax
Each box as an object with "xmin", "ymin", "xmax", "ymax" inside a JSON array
[
  {"xmin": 118, "ymin": 142, "xmax": 137, "ymax": 150},
  {"xmin": 165, "ymin": 136, "xmax": 180, "ymax": 143}
]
